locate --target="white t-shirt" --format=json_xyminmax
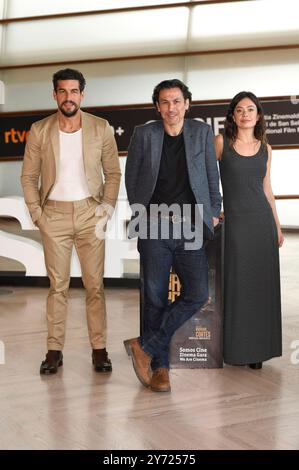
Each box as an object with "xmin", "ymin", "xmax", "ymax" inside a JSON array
[{"xmin": 48, "ymin": 129, "xmax": 91, "ymax": 201}]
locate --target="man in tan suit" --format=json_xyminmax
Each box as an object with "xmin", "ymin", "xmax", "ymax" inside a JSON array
[{"xmin": 21, "ymin": 68, "xmax": 121, "ymax": 374}]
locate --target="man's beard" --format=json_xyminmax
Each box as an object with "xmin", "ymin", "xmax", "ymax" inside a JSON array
[{"xmin": 59, "ymin": 101, "xmax": 79, "ymax": 117}]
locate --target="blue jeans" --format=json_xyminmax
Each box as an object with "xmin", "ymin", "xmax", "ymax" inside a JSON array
[{"xmin": 138, "ymin": 221, "xmax": 209, "ymax": 370}]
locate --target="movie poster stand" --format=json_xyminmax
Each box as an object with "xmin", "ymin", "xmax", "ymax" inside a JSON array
[{"xmin": 139, "ymin": 223, "xmax": 223, "ymax": 368}]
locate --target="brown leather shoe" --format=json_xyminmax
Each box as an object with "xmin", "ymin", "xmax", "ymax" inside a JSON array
[
  {"xmin": 92, "ymin": 348, "xmax": 112, "ymax": 372},
  {"xmin": 123, "ymin": 338, "xmax": 133, "ymax": 356},
  {"xmin": 127, "ymin": 338, "xmax": 152, "ymax": 387},
  {"xmin": 40, "ymin": 350, "xmax": 63, "ymax": 374},
  {"xmin": 150, "ymin": 368, "xmax": 171, "ymax": 392}
]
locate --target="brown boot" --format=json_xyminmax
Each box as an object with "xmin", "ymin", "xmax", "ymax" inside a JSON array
[
  {"xmin": 150, "ymin": 368, "xmax": 171, "ymax": 392},
  {"xmin": 127, "ymin": 338, "xmax": 152, "ymax": 387}
]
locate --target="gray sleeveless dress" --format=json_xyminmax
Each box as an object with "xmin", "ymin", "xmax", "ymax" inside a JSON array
[{"xmin": 219, "ymin": 136, "xmax": 282, "ymax": 365}]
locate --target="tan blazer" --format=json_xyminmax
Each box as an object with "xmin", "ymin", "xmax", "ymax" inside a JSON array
[{"xmin": 21, "ymin": 110, "xmax": 121, "ymax": 223}]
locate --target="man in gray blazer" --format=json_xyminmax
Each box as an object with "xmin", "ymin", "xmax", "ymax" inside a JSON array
[{"xmin": 125, "ymin": 79, "xmax": 221, "ymax": 392}]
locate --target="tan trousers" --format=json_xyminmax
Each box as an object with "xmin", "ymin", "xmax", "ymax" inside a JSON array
[{"xmin": 38, "ymin": 197, "xmax": 106, "ymax": 351}]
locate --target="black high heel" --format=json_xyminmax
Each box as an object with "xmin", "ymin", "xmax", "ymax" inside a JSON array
[{"xmin": 248, "ymin": 362, "xmax": 262, "ymax": 369}]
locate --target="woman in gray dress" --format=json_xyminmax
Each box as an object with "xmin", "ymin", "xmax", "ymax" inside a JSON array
[{"xmin": 215, "ymin": 91, "xmax": 283, "ymax": 369}]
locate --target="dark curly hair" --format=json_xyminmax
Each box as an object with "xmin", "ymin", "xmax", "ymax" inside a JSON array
[
  {"xmin": 152, "ymin": 79, "xmax": 192, "ymax": 109},
  {"xmin": 225, "ymin": 91, "xmax": 267, "ymax": 146},
  {"xmin": 52, "ymin": 68, "xmax": 86, "ymax": 93}
]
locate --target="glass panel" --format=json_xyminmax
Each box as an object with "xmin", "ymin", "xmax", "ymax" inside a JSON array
[{"xmin": 3, "ymin": 7, "xmax": 189, "ymax": 65}]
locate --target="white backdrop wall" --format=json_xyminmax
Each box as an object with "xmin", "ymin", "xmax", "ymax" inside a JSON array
[
  {"xmin": 1, "ymin": 49, "xmax": 299, "ymax": 110},
  {"xmin": 0, "ymin": 51, "xmax": 298, "ymax": 226}
]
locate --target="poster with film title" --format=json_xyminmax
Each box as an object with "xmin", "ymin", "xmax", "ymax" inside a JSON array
[
  {"xmin": 1, "ymin": 96, "xmax": 299, "ymax": 160},
  {"xmin": 139, "ymin": 225, "xmax": 223, "ymax": 369},
  {"xmin": 169, "ymin": 225, "xmax": 223, "ymax": 368}
]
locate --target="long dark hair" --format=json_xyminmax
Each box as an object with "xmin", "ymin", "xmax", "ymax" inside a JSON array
[{"xmin": 225, "ymin": 91, "xmax": 267, "ymax": 146}]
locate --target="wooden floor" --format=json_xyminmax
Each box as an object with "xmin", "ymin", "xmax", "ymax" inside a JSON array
[{"xmin": 0, "ymin": 233, "xmax": 299, "ymax": 450}]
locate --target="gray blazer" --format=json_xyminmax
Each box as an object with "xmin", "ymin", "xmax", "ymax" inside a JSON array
[{"xmin": 125, "ymin": 118, "xmax": 222, "ymax": 237}]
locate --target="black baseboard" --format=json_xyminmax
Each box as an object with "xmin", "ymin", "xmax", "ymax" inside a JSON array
[{"xmin": 0, "ymin": 274, "xmax": 139, "ymax": 288}]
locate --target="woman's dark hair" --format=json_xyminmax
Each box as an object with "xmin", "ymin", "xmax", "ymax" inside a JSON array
[
  {"xmin": 225, "ymin": 91, "xmax": 267, "ymax": 146},
  {"xmin": 152, "ymin": 79, "xmax": 192, "ymax": 108},
  {"xmin": 52, "ymin": 68, "xmax": 86, "ymax": 92}
]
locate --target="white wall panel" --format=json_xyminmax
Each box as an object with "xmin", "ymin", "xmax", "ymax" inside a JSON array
[
  {"xmin": 3, "ymin": 8, "xmax": 189, "ymax": 65},
  {"xmin": 0, "ymin": 24, "xmax": 4, "ymax": 49},
  {"xmin": 0, "ymin": 57, "xmax": 186, "ymax": 111},
  {"xmin": 186, "ymin": 50, "xmax": 299, "ymax": 101},
  {"xmin": 1, "ymin": 49, "xmax": 299, "ymax": 112},
  {"xmin": 6, "ymin": 0, "xmax": 186, "ymax": 18},
  {"xmin": 0, "ymin": 0, "xmax": 5, "ymax": 19},
  {"xmin": 276, "ymin": 199, "xmax": 299, "ymax": 228},
  {"xmin": 190, "ymin": 0, "xmax": 299, "ymax": 50},
  {"xmin": 0, "ymin": 162, "xmax": 23, "ymax": 197},
  {"xmin": 271, "ymin": 150, "xmax": 299, "ymax": 196}
]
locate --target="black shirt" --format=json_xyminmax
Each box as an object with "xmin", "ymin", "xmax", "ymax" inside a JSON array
[{"xmin": 149, "ymin": 132, "xmax": 196, "ymax": 212}]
